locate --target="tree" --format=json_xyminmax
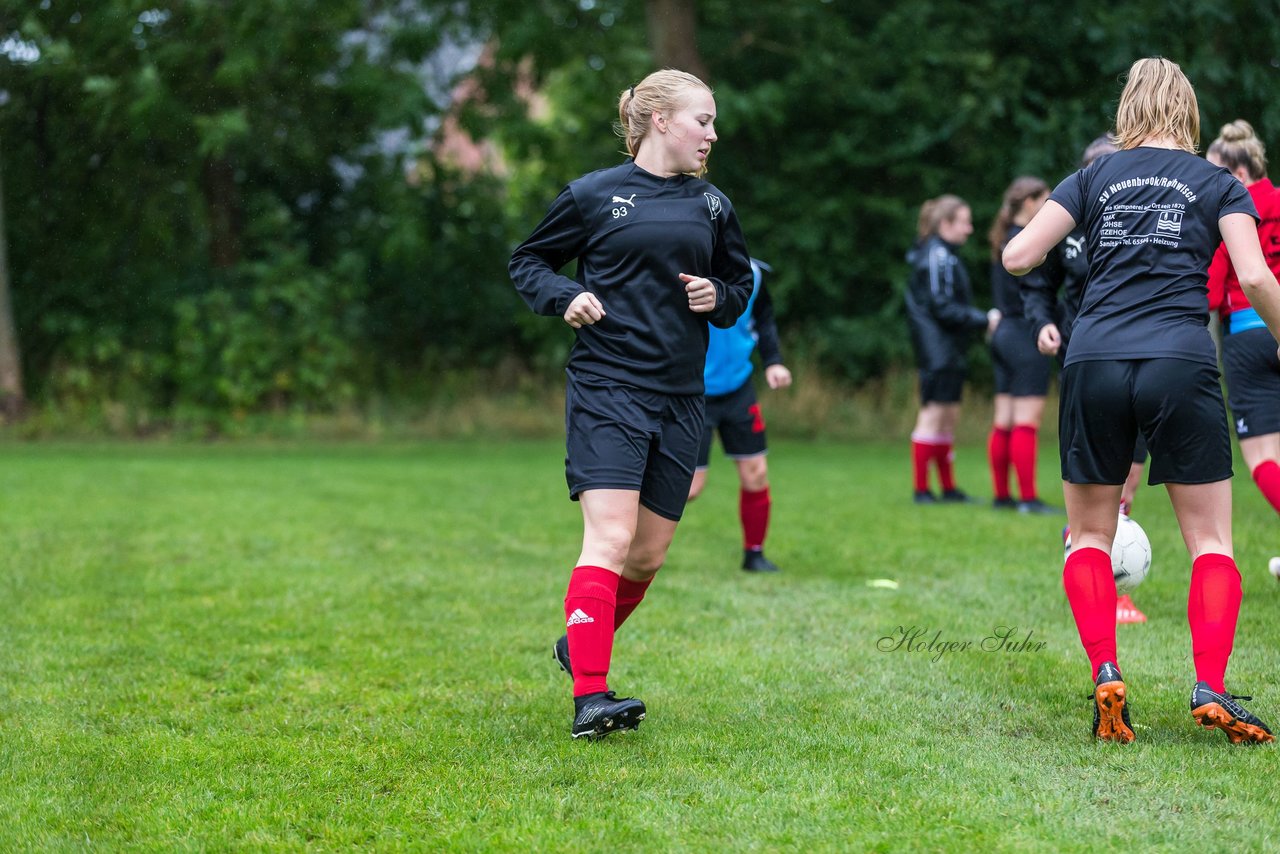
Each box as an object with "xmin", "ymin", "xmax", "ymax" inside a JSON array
[
  {"xmin": 3, "ymin": 0, "xmax": 1280, "ymax": 420},
  {"xmin": 645, "ymin": 0, "xmax": 708, "ymax": 82},
  {"xmin": 0, "ymin": 0, "xmax": 464, "ymax": 413},
  {"xmin": 0, "ymin": 141, "xmax": 23, "ymax": 419}
]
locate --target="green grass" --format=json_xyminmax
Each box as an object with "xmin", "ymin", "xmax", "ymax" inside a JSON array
[{"xmin": 2, "ymin": 440, "xmax": 1279, "ymax": 851}]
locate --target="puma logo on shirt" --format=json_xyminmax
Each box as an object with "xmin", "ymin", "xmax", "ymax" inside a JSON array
[{"xmin": 1065, "ymin": 235, "xmax": 1085, "ymax": 260}]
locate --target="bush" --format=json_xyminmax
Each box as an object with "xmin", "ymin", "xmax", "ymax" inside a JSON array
[
  {"xmin": 173, "ymin": 249, "xmax": 366, "ymax": 424},
  {"xmin": 793, "ymin": 298, "xmax": 915, "ymax": 386},
  {"xmin": 37, "ymin": 321, "xmax": 170, "ymax": 435}
]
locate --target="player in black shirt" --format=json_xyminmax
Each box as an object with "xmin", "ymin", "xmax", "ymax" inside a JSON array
[
  {"xmin": 509, "ymin": 69, "xmax": 753, "ymax": 740},
  {"xmin": 986, "ymin": 176, "xmax": 1057, "ymax": 514},
  {"xmin": 904, "ymin": 195, "xmax": 1001, "ymax": 504},
  {"xmin": 1024, "ymin": 136, "xmax": 1152, "ymax": 625},
  {"xmin": 1004, "ymin": 58, "xmax": 1280, "ymax": 745}
]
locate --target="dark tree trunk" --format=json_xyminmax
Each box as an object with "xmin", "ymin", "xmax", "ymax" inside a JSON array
[
  {"xmin": 202, "ymin": 156, "xmax": 242, "ymax": 269},
  {"xmin": 645, "ymin": 0, "xmax": 709, "ymax": 83},
  {"xmin": 0, "ymin": 143, "xmax": 26, "ymax": 420}
]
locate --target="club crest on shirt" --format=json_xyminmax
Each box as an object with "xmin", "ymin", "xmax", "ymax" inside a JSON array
[
  {"xmin": 1157, "ymin": 210, "xmax": 1183, "ymax": 236},
  {"xmin": 704, "ymin": 193, "xmax": 722, "ymax": 220}
]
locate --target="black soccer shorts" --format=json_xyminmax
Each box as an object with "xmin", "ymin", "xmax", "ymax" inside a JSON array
[
  {"xmin": 563, "ymin": 369, "xmax": 703, "ymax": 521},
  {"xmin": 1223, "ymin": 327, "xmax": 1280, "ymax": 440},
  {"xmin": 918, "ymin": 368, "xmax": 966, "ymax": 405},
  {"xmin": 1059, "ymin": 358, "xmax": 1231, "ymax": 485},
  {"xmin": 991, "ymin": 317, "xmax": 1052, "ymax": 397},
  {"xmin": 696, "ymin": 379, "xmax": 768, "ymax": 469}
]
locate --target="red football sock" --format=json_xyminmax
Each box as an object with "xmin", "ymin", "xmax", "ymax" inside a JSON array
[
  {"xmin": 988, "ymin": 427, "xmax": 1012, "ymax": 500},
  {"xmin": 564, "ymin": 565, "xmax": 620, "ymax": 697},
  {"xmin": 911, "ymin": 440, "xmax": 933, "ymax": 492},
  {"xmin": 1062, "ymin": 547, "xmax": 1118, "ymax": 679},
  {"xmin": 1011, "ymin": 424, "xmax": 1039, "ymax": 501},
  {"xmin": 1250, "ymin": 460, "xmax": 1280, "ymax": 515},
  {"xmin": 740, "ymin": 486, "xmax": 771, "ymax": 550},
  {"xmin": 1187, "ymin": 553, "xmax": 1241, "ymax": 693},
  {"xmin": 614, "ymin": 574, "xmax": 654, "ymax": 630},
  {"xmin": 933, "ymin": 441, "xmax": 957, "ymax": 492}
]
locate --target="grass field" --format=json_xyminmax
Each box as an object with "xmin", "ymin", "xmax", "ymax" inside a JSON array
[{"xmin": 3, "ymin": 439, "xmax": 1280, "ymax": 851}]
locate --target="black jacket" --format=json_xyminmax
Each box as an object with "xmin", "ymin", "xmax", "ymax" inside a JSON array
[{"xmin": 904, "ymin": 235, "xmax": 989, "ymax": 371}]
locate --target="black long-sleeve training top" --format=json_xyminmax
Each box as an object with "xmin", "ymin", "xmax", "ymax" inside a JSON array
[
  {"xmin": 509, "ymin": 161, "xmax": 754, "ymax": 395},
  {"xmin": 904, "ymin": 235, "xmax": 989, "ymax": 372}
]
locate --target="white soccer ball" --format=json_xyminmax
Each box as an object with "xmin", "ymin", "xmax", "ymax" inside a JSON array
[{"xmin": 1063, "ymin": 515, "xmax": 1152, "ymax": 594}]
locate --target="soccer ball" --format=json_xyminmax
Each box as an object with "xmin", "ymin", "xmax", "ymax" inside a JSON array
[{"xmin": 1064, "ymin": 515, "xmax": 1152, "ymax": 594}]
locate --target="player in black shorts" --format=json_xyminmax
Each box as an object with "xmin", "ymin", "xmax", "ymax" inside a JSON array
[
  {"xmin": 509, "ymin": 69, "xmax": 753, "ymax": 740},
  {"xmin": 986, "ymin": 176, "xmax": 1058, "ymax": 514},
  {"xmin": 1005, "ymin": 58, "xmax": 1280, "ymax": 745},
  {"xmin": 1204, "ymin": 120, "xmax": 1280, "ymax": 578},
  {"xmin": 687, "ymin": 259, "xmax": 793, "ymax": 573},
  {"xmin": 904, "ymin": 195, "xmax": 1002, "ymax": 504},
  {"xmin": 1024, "ymin": 136, "xmax": 1151, "ymax": 624}
]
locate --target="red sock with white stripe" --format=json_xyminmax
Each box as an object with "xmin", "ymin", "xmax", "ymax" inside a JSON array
[
  {"xmin": 988, "ymin": 427, "xmax": 1012, "ymax": 500},
  {"xmin": 1011, "ymin": 424, "xmax": 1039, "ymax": 501},
  {"xmin": 564, "ymin": 565, "xmax": 619, "ymax": 697},
  {"xmin": 1062, "ymin": 547, "xmax": 1118, "ymax": 679},
  {"xmin": 740, "ymin": 486, "xmax": 771, "ymax": 550},
  {"xmin": 1250, "ymin": 460, "xmax": 1280, "ymax": 515},
  {"xmin": 1188, "ymin": 553, "xmax": 1241, "ymax": 694},
  {"xmin": 614, "ymin": 575, "xmax": 653, "ymax": 629},
  {"xmin": 911, "ymin": 440, "xmax": 933, "ymax": 492}
]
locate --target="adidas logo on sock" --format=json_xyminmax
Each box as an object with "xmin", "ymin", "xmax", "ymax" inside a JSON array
[{"xmin": 566, "ymin": 608, "xmax": 595, "ymax": 626}]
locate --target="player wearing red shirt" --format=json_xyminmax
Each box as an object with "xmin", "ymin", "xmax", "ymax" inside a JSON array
[{"xmin": 1205, "ymin": 120, "xmax": 1280, "ymax": 577}]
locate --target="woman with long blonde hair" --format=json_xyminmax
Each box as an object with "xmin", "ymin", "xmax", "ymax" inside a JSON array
[
  {"xmin": 1005, "ymin": 57, "xmax": 1280, "ymax": 745},
  {"xmin": 510, "ymin": 69, "xmax": 753, "ymax": 740}
]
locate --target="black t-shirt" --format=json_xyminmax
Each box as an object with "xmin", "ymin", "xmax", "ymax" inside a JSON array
[
  {"xmin": 1049, "ymin": 146, "xmax": 1257, "ymax": 367},
  {"xmin": 509, "ymin": 161, "xmax": 753, "ymax": 395}
]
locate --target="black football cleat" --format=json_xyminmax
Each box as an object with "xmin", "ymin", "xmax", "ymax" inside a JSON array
[
  {"xmin": 1090, "ymin": 661, "xmax": 1135, "ymax": 743},
  {"xmin": 1190, "ymin": 681, "xmax": 1275, "ymax": 744},
  {"xmin": 742, "ymin": 549, "xmax": 781, "ymax": 573},
  {"xmin": 571, "ymin": 691, "xmax": 646, "ymax": 740},
  {"xmin": 992, "ymin": 497, "xmax": 1018, "ymax": 510},
  {"xmin": 1017, "ymin": 498, "xmax": 1062, "ymax": 515},
  {"xmin": 940, "ymin": 489, "xmax": 976, "ymax": 504},
  {"xmin": 913, "ymin": 490, "xmax": 938, "ymax": 504},
  {"xmin": 553, "ymin": 635, "xmax": 572, "ymax": 679}
]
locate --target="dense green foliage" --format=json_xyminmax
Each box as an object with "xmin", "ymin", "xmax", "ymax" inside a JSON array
[
  {"xmin": 4, "ymin": 439, "xmax": 1280, "ymax": 847},
  {"xmin": 2, "ymin": 2, "xmax": 1278, "ymax": 422}
]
